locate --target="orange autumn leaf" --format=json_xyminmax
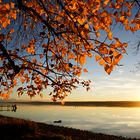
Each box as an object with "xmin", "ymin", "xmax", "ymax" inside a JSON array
[
  {"xmin": 104, "ymin": 64, "xmax": 113, "ymax": 75},
  {"xmin": 69, "ymin": 2, "xmax": 77, "ymax": 10},
  {"xmin": 26, "ymin": 47, "xmax": 35, "ymax": 54},
  {"xmin": 40, "ymin": 54, "xmax": 44, "ymax": 59},
  {"xmin": 61, "ymin": 100, "xmax": 65, "ymax": 105},
  {"xmin": 10, "ymin": 11, "xmax": 17, "ymax": 20},
  {"xmin": 10, "ymin": 2, "xmax": 15, "ymax": 8},
  {"xmin": 2, "ymin": 19, "xmax": 10, "ymax": 28},
  {"xmin": 77, "ymin": 72, "xmax": 81, "ymax": 77},
  {"xmin": 1, "ymin": 93, "xmax": 9, "ymax": 99},
  {"xmin": 68, "ymin": 52, "xmax": 75, "ymax": 59},
  {"xmin": 104, "ymin": 0, "xmax": 110, "ymax": 6},
  {"xmin": 113, "ymin": 50, "xmax": 120, "ymax": 57},
  {"xmin": 77, "ymin": 18, "xmax": 85, "ymax": 25},
  {"xmin": 20, "ymin": 77, "xmax": 25, "ymax": 84},
  {"xmin": 41, "ymin": 69, "xmax": 48, "ymax": 74},
  {"xmin": 99, "ymin": 59, "xmax": 105, "ymax": 66},
  {"xmin": 5, "ymin": 3, "xmax": 10, "ymax": 10},
  {"xmin": 10, "ymin": 28, "xmax": 14, "ymax": 33},
  {"xmin": 32, "ymin": 58, "xmax": 37, "ymax": 63},
  {"xmin": 79, "ymin": 54, "xmax": 86, "ymax": 65},
  {"xmin": 122, "ymin": 48, "xmax": 126, "ymax": 53},
  {"xmin": 108, "ymin": 32, "xmax": 113, "ymax": 40},
  {"xmin": 13, "ymin": 79, "xmax": 17, "ymax": 86},
  {"xmin": 104, "ymin": 56, "xmax": 112, "ymax": 64},
  {"xmin": 40, "ymin": 93, "xmax": 43, "ymax": 98},
  {"xmin": 114, "ymin": 53, "xmax": 123, "ymax": 65},
  {"xmin": 95, "ymin": 31, "xmax": 100, "ymax": 38},
  {"xmin": 83, "ymin": 68, "xmax": 88, "ymax": 73},
  {"xmin": 84, "ymin": 24, "xmax": 89, "ymax": 30},
  {"xmin": 98, "ymin": 46, "xmax": 108, "ymax": 54},
  {"xmin": 95, "ymin": 55, "xmax": 101, "ymax": 62},
  {"xmin": 0, "ymin": 34, "xmax": 4, "ymax": 41},
  {"xmin": 123, "ymin": 43, "xmax": 128, "ymax": 48},
  {"xmin": 87, "ymin": 52, "xmax": 93, "ymax": 57},
  {"xmin": 125, "ymin": 24, "xmax": 130, "ymax": 30},
  {"xmin": 8, "ymin": 87, "xmax": 13, "ymax": 94},
  {"xmin": 119, "ymin": 16, "xmax": 125, "ymax": 22}
]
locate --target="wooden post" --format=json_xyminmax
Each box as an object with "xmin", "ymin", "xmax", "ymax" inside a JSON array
[{"xmin": 0, "ymin": 104, "xmax": 17, "ymax": 111}]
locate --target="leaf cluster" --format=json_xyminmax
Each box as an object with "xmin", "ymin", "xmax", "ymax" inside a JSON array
[{"xmin": 0, "ymin": 0, "xmax": 139, "ymax": 100}]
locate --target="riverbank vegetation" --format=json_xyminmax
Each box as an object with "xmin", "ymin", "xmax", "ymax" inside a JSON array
[{"xmin": 0, "ymin": 115, "xmax": 139, "ymax": 140}]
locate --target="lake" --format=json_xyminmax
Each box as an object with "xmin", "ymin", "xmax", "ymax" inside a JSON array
[{"xmin": 1, "ymin": 104, "xmax": 140, "ymax": 138}]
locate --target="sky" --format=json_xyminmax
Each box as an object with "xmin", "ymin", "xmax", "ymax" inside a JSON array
[
  {"xmin": 12, "ymin": 27, "xmax": 140, "ymax": 102},
  {"xmin": 66, "ymin": 28, "xmax": 140, "ymax": 101},
  {"xmin": 8, "ymin": 3, "xmax": 140, "ymax": 102}
]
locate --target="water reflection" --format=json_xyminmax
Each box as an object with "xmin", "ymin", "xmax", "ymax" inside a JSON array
[
  {"xmin": 1, "ymin": 105, "xmax": 140, "ymax": 138},
  {"xmin": 0, "ymin": 104, "xmax": 17, "ymax": 112}
]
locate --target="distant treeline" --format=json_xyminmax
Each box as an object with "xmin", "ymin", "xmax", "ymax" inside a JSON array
[
  {"xmin": 63, "ymin": 101, "xmax": 140, "ymax": 107},
  {"xmin": 1, "ymin": 101, "xmax": 140, "ymax": 107}
]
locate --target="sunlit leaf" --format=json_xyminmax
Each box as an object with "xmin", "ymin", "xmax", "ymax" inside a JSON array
[
  {"xmin": 95, "ymin": 55, "xmax": 101, "ymax": 62},
  {"xmin": 114, "ymin": 53, "xmax": 123, "ymax": 65},
  {"xmin": 13, "ymin": 79, "xmax": 17, "ymax": 86},
  {"xmin": 99, "ymin": 59, "xmax": 105, "ymax": 66},
  {"xmin": 104, "ymin": 64, "xmax": 113, "ymax": 75},
  {"xmin": 83, "ymin": 68, "xmax": 88, "ymax": 73},
  {"xmin": 104, "ymin": 56, "xmax": 112, "ymax": 64}
]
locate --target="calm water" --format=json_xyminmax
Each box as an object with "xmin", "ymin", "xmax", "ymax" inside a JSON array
[{"xmin": 1, "ymin": 104, "xmax": 140, "ymax": 138}]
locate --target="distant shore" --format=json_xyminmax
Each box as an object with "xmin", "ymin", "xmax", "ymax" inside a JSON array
[
  {"xmin": 0, "ymin": 115, "xmax": 139, "ymax": 140},
  {"xmin": 1, "ymin": 101, "xmax": 140, "ymax": 107}
]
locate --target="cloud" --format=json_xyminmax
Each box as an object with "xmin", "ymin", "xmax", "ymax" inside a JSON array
[
  {"xmin": 67, "ymin": 66, "xmax": 140, "ymax": 101},
  {"xmin": 116, "ymin": 67, "xmax": 125, "ymax": 75}
]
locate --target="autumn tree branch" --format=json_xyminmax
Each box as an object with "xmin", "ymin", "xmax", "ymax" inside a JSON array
[
  {"xmin": 0, "ymin": 42, "xmax": 20, "ymax": 75},
  {"xmin": 17, "ymin": 0, "xmax": 58, "ymax": 36}
]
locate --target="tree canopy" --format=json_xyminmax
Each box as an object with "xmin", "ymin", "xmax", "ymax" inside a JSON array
[{"xmin": 0, "ymin": 0, "xmax": 139, "ymax": 101}]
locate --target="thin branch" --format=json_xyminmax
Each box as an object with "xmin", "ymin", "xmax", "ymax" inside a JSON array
[
  {"xmin": 17, "ymin": 0, "xmax": 58, "ymax": 36},
  {"xmin": 0, "ymin": 43, "xmax": 20, "ymax": 74},
  {"xmin": 20, "ymin": 66, "xmax": 57, "ymax": 85},
  {"xmin": 134, "ymin": 0, "xmax": 140, "ymax": 7}
]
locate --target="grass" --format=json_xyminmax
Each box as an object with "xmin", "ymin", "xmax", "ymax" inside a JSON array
[{"xmin": 0, "ymin": 115, "xmax": 139, "ymax": 140}]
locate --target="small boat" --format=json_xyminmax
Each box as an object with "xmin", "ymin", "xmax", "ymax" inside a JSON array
[
  {"xmin": 12, "ymin": 104, "xmax": 17, "ymax": 112},
  {"xmin": 53, "ymin": 120, "xmax": 62, "ymax": 123}
]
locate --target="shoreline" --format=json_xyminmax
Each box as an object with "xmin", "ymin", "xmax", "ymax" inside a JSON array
[
  {"xmin": 0, "ymin": 115, "xmax": 139, "ymax": 140},
  {"xmin": 1, "ymin": 101, "xmax": 140, "ymax": 107}
]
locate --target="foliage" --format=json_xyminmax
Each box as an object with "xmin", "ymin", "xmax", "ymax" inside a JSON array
[{"xmin": 0, "ymin": 0, "xmax": 139, "ymax": 100}]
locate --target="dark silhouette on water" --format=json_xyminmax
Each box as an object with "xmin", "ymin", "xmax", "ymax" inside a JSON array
[
  {"xmin": 12, "ymin": 104, "xmax": 17, "ymax": 112},
  {"xmin": 6, "ymin": 101, "xmax": 140, "ymax": 107},
  {"xmin": 0, "ymin": 104, "xmax": 17, "ymax": 112},
  {"xmin": 53, "ymin": 120, "xmax": 62, "ymax": 123}
]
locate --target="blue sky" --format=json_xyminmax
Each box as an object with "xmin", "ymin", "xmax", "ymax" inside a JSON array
[
  {"xmin": 66, "ymin": 28, "xmax": 140, "ymax": 101},
  {"xmin": 14, "ymin": 27, "xmax": 140, "ymax": 102},
  {"xmin": 9, "ymin": 3, "xmax": 140, "ymax": 102}
]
